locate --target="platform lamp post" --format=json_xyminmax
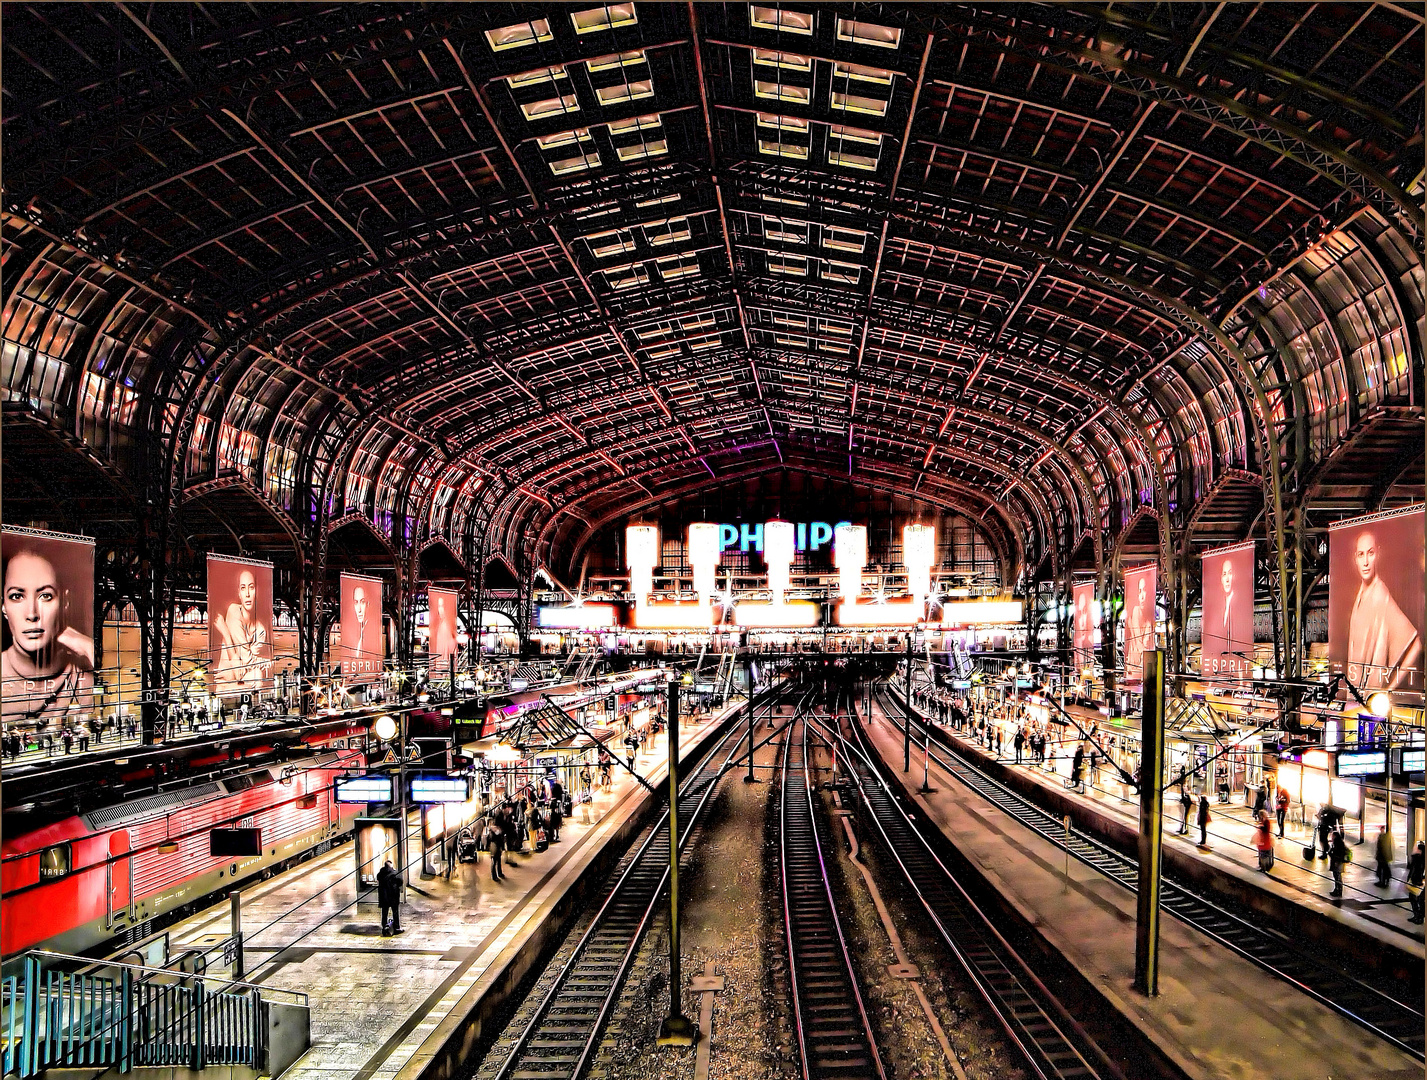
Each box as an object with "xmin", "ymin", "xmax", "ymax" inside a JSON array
[
  {"xmin": 903, "ymin": 523, "xmax": 936, "ymax": 772},
  {"xmin": 657, "ymin": 676, "xmax": 697, "ymax": 1047},
  {"xmin": 1134, "ymin": 648, "xmax": 1166, "ymax": 996}
]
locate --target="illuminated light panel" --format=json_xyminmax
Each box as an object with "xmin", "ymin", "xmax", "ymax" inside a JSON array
[
  {"xmin": 940, "ymin": 600, "xmax": 1025, "ymax": 627},
  {"xmin": 538, "ymin": 604, "xmax": 616, "ymax": 629},
  {"xmin": 837, "ymin": 600, "xmax": 920, "ymax": 626},
  {"xmin": 764, "ymin": 520, "xmax": 795, "ymax": 602},
  {"xmin": 903, "ymin": 523, "xmax": 935, "ymax": 602},
  {"xmin": 735, "ymin": 601, "xmax": 819, "ymax": 628},
  {"xmin": 626, "ymin": 523, "xmax": 659, "ymax": 604},
  {"xmin": 635, "ymin": 601, "xmax": 716, "ymax": 629},
  {"xmin": 834, "ymin": 523, "xmax": 867, "ymax": 601},
  {"xmin": 688, "ymin": 523, "xmax": 720, "ymax": 602}
]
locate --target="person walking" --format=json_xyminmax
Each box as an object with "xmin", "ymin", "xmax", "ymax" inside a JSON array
[
  {"xmin": 376, "ymin": 860, "xmax": 402, "ymax": 935},
  {"xmin": 1179, "ymin": 782, "xmax": 1193, "ymax": 835},
  {"xmin": 1253, "ymin": 809, "xmax": 1275, "ymax": 873},
  {"xmin": 1375, "ymin": 826, "xmax": 1395, "ymax": 888},
  {"xmin": 1275, "ymin": 784, "xmax": 1290, "ymax": 838},
  {"xmin": 1328, "ymin": 827, "xmax": 1351, "ymax": 898},
  {"xmin": 1407, "ymin": 841, "xmax": 1425, "ymax": 924},
  {"xmin": 1196, "ymin": 793, "xmax": 1212, "ymax": 848},
  {"xmin": 486, "ymin": 810, "xmax": 506, "ymax": 881}
]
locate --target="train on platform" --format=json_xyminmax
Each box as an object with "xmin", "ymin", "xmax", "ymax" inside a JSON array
[{"xmin": 1, "ymin": 724, "xmax": 368, "ymax": 959}]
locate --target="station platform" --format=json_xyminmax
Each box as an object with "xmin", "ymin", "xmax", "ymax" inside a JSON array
[
  {"xmin": 860, "ymin": 699, "xmax": 1422, "ymax": 1080},
  {"xmin": 899, "ymin": 691, "xmax": 1424, "ymax": 985},
  {"xmin": 142, "ymin": 701, "xmax": 740, "ymax": 1080}
]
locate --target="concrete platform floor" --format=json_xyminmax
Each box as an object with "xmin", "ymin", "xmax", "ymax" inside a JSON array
[
  {"xmin": 157, "ymin": 707, "xmax": 731, "ymax": 1080},
  {"xmin": 861, "ymin": 700, "xmax": 1421, "ymax": 1080},
  {"xmin": 937, "ymin": 699, "xmax": 1425, "ymax": 956}
]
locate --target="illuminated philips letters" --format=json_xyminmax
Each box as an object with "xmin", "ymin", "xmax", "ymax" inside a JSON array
[{"xmin": 717, "ymin": 520, "xmax": 849, "ymax": 553}]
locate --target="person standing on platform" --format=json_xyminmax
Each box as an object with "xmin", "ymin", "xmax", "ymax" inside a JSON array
[
  {"xmin": 1275, "ymin": 784, "xmax": 1290, "ymax": 838},
  {"xmin": 1407, "ymin": 841, "xmax": 1425, "ymax": 924},
  {"xmin": 548, "ymin": 795, "xmax": 563, "ymax": 842},
  {"xmin": 1013, "ymin": 726, "xmax": 1024, "ymax": 764},
  {"xmin": 1196, "ymin": 793, "xmax": 1212, "ymax": 848},
  {"xmin": 1253, "ymin": 809, "xmax": 1275, "ymax": 873},
  {"xmin": 1316, "ymin": 806, "xmax": 1334, "ymax": 859},
  {"xmin": 1376, "ymin": 826, "xmax": 1395, "ymax": 888},
  {"xmin": 1071, "ymin": 744, "xmax": 1085, "ymax": 793},
  {"xmin": 376, "ymin": 861, "xmax": 402, "ymax": 935},
  {"xmin": 1328, "ymin": 828, "xmax": 1350, "ymax": 898},
  {"xmin": 486, "ymin": 810, "xmax": 506, "ymax": 881},
  {"xmin": 1179, "ymin": 782, "xmax": 1193, "ymax": 835},
  {"xmin": 1253, "ymin": 781, "xmax": 1268, "ymax": 816}
]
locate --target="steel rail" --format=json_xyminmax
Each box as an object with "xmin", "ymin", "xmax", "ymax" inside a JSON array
[
  {"xmin": 875, "ymin": 687, "xmax": 1426, "ymax": 1061},
  {"xmin": 779, "ymin": 692, "xmax": 886, "ymax": 1080},
  {"xmin": 816, "ymin": 703, "xmax": 1110, "ymax": 1080},
  {"xmin": 489, "ymin": 683, "xmax": 785, "ymax": 1080}
]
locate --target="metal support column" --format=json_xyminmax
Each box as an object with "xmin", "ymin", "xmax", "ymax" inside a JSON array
[
  {"xmin": 1134, "ymin": 648, "xmax": 1166, "ymax": 996},
  {"xmin": 744, "ymin": 652, "xmax": 757, "ymax": 783},
  {"xmin": 658, "ymin": 678, "xmax": 696, "ymax": 1046},
  {"xmin": 230, "ymin": 891, "xmax": 244, "ymax": 979},
  {"xmin": 903, "ymin": 634, "xmax": 912, "ymax": 771}
]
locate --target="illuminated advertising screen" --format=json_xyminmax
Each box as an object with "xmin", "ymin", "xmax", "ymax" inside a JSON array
[
  {"xmin": 1071, "ymin": 581, "xmax": 1095, "ymax": 670},
  {"xmin": 1, "ymin": 527, "xmax": 95, "ymax": 726},
  {"xmin": 341, "ymin": 573, "xmax": 384, "ymax": 684},
  {"xmin": 1122, "ymin": 564, "xmax": 1157, "ymax": 686},
  {"xmin": 1328, "ymin": 506, "xmax": 1423, "ymax": 698},
  {"xmin": 1200, "ymin": 541, "xmax": 1254, "ymax": 680},
  {"xmin": 208, "ymin": 554, "xmax": 274, "ymax": 695},
  {"xmin": 428, "ymin": 586, "xmax": 459, "ymax": 656}
]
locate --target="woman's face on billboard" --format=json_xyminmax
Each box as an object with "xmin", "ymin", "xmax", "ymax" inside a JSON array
[
  {"xmin": 238, "ymin": 570, "xmax": 257, "ymax": 612},
  {"xmin": 4, "ymin": 552, "xmax": 60, "ymax": 653},
  {"xmin": 1354, "ymin": 532, "xmax": 1378, "ymax": 584}
]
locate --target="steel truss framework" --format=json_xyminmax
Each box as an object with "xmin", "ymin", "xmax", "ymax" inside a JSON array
[{"xmin": 1, "ymin": 2, "xmax": 1422, "ymax": 722}]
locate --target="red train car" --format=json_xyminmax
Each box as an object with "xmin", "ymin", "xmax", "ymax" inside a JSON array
[{"xmin": 1, "ymin": 742, "xmax": 366, "ymax": 958}]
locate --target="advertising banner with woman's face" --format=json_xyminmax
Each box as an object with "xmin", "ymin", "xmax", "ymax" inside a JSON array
[
  {"xmin": 1329, "ymin": 506, "xmax": 1424, "ymax": 698},
  {"xmin": 1123, "ymin": 564, "xmax": 1157, "ymax": 686},
  {"xmin": 428, "ymin": 587, "xmax": 459, "ymax": 657},
  {"xmin": 1200, "ymin": 541, "xmax": 1254, "ymax": 680},
  {"xmin": 2, "ymin": 527, "xmax": 95, "ymax": 727},
  {"xmin": 1072, "ymin": 581, "xmax": 1095, "ymax": 669},
  {"xmin": 208, "ymin": 554, "xmax": 274, "ymax": 696},
  {"xmin": 341, "ymin": 573, "xmax": 384, "ymax": 684}
]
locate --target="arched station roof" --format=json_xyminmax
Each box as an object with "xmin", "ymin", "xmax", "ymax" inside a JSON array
[{"xmin": 3, "ymin": 2, "xmax": 1422, "ymax": 589}]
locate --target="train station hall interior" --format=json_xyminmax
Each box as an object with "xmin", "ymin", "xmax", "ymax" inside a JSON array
[{"xmin": 2, "ymin": 4, "xmax": 1425, "ymax": 1080}]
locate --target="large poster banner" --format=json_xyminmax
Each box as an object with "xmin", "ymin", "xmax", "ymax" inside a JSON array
[
  {"xmin": 1200, "ymin": 541, "xmax": 1254, "ymax": 679},
  {"xmin": 1072, "ymin": 581, "xmax": 1095, "ymax": 670},
  {"xmin": 1123, "ymin": 563, "xmax": 1157, "ymax": 686},
  {"xmin": 208, "ymin": 554, "xmax": 273, "ymax": 696},
  {"xmin": 1329, "ymin": 506, "xmax": 1423, "ymax": 697},
  {"xmin": 428, "ymin": 587, "xmax": 459, "ymax": 657},
  {"xmin": 341, "ymin": 573, "xmax": 384, "ymax": 684},
  {"xmin": 1, "ymin": 527, "xmax": 95, "ymax": 726}
]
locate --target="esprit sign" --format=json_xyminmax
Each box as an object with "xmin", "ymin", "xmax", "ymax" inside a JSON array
[{"xmin": 717, "ymin": 521, "xmax": 852, "ymax": 553}]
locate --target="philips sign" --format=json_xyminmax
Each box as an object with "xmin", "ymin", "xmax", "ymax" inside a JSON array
[{"xmin": 718, "ymin": 521, "xmax": 851, "ymax": 553}]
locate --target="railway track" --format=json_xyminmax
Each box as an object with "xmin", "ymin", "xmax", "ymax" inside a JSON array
[
  {"xmin": 811, "ymin": 704, "xmax": 1113, "ymax": 1080},
  {"xmin": 779, "ymin": 700, "xmax": 885, "ymax": 1080},
  {"xmin": 487, "ymin": 685, "xmax": 780, "ymax": 1080},
  {"xmin": 873, "ymin": 686, "xmax": 1427, "ymax": 1061}
]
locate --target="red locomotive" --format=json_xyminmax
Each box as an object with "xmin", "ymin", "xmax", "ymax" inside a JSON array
[{"xmin": 2, "ymin": 730, "xmax": 367, "ymax": 958}]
